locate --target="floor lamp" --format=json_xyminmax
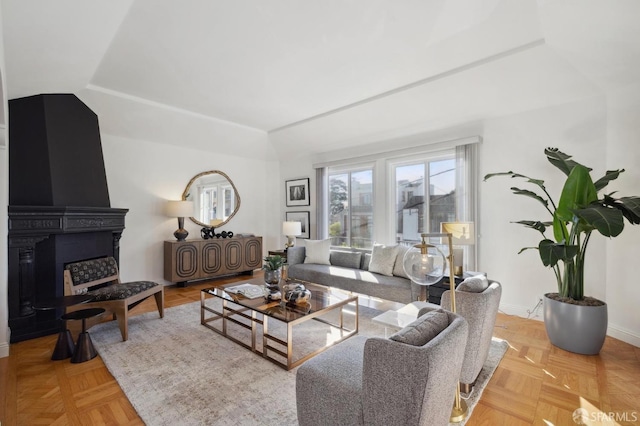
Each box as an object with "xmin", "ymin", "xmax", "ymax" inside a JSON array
[{"xmin": 402, "ymin": 232, "xmax": 468, "ymax": 423}]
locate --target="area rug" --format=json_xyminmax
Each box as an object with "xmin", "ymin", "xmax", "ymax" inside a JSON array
[{"xmin": 90, "ymin": 300, "xmax": 508, "ymax": 426}]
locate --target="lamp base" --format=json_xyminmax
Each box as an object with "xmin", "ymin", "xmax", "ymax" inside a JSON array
[
  {"xmin": 450, "ymin": 399, "xmax": 468, "ymax": 423},
  {"xmin": 174, "ymin": 228, "xmax": 189, "ymax": 241}
]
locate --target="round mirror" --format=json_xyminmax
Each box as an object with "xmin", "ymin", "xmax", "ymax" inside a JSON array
[{"xmin": 182, "ymin": 170, "xmax": 241, "ymax": 228}]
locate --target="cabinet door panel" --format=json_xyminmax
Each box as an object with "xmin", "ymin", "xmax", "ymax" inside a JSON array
[
  {"xmin": 244, "ymin": 238, "xmax": 262, "ymax": 269},
  {"xmin": 201, "ymin": 242, "xmax": 222, "ymax": 275}
]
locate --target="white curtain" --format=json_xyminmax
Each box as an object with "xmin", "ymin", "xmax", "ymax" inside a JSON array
[{"xmin": 455, "ymin": 143, "xmax": 478, "ymax": 271}]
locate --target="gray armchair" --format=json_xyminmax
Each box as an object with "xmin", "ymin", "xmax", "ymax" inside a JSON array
[
  {"xmin": 296, "ymin": 310, "xmax": 468, "ymax": 426},
  {"xmin": 420, "ymin": 279, "xmax": 502, "ymax": 394}
]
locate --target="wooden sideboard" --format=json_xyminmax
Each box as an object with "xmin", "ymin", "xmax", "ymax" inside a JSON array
[{"xmin": 164, "ymin": 236, "xmax": 262, "ymax": 286}]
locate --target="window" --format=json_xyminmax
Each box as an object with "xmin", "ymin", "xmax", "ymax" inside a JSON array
[
  {"xmin": 327, "ymin": 167, "xmax": 373, "ymax": 248},
  {"xmin": 394, "ymin": 156, "xmax": 456, "ymax": 242},
  {"xmin": 317, "ymin": 139, "xmax": 478, "ymax": 268}
]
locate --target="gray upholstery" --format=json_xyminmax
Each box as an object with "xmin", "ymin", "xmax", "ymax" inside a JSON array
[
  {"xmin": 287, "ymin": 246, "xmax": 421, "ymax": 304},
  {"xmin": 419, "ymin": 280, "xmax": 502, "ymax": 387},
  {"xmin": 296, "ymin": 311, "xmax": 468, "ymax": 426}
]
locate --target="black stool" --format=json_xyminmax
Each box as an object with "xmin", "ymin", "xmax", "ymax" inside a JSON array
[
  {"xmin": 33, "ymin": 294, "xmax": 93, "ymax": 360},
  {"xmin": 61, "ymin": 307, "xmax": 105, "ymax": 363}
]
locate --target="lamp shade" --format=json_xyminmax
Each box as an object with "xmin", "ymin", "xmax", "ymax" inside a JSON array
[
  {"xmin": 282, "ymin": 221, "xmax": 302, "ymax": 236},
  {"xmin": 402, "ymin": 239, "xmax": 446, "ymax": 286},
  {"xmin": 166, "ymin": 200, "xmax": 194, "ymax": 218},
  {"xmin": 440, "ymin": 222, "xmax": 475, "ymax": 245}
]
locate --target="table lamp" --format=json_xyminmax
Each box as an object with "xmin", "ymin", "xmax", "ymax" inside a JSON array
[
  {"xmin": 402, "ymin": 232, "xmax": 468, "ymax": 423},
  {"xmin": 440, "ymin": 222, "xmax": 475, "ymax": 276},
  {"xmin": 282, "ymin": 221, "xmax": 302, "ymax": 249},
  {"xmin": 166, "ymin": 200, "xmax": 194, "ymax": 241}
]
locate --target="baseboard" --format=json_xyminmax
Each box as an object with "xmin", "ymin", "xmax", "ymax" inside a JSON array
[
  {"xmin": 0, "ymin": 326, "xmax": 11, "ymax": 358},
  {"xmin": 498, "ymin": 303, "xmax": 640, "ymax": 348},
  {"xmin": 607, "ymin": 324, "xmax": 640, "ymax": 348}
]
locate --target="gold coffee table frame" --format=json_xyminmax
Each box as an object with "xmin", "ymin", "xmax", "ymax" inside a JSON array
[{"xmin": 200, "ymin": 282, "xmax": 358, "ymax": 370}]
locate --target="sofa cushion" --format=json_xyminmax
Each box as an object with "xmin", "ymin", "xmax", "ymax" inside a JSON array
[
  {"xmin": 369, "ymin": 244, "xmax": 399, "ymax": 276},
  {"xmin": 303, "ymin": 239, "xmax": 331, "ymax": 265},
  {"xmin": 389, "ymin": 309, "xmax": 448, "ymax": 346},
  {"xmin": 458, "ymin": 275, "xmax": 489, "ymax": 293},
  {"xmin": 392, "ymin": 244, "xmax": 411, "ymax": 279},
  {"xmin": 330, "ymin": 250, "xmax": 362, "ymax": 269}
]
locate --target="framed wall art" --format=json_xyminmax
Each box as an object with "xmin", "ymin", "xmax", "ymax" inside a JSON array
[
  {"xmin": 285, "ymin": 211, "xmax": 310, "ymax": 239},
  {"xmin": 285, "ymin": 178, "xmax": 310, "ymax": 207}
]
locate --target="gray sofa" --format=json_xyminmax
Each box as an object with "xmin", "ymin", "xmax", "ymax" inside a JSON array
[{"xmin": 286, "ymin": 246, "xmax": 421, "ymax": 304}]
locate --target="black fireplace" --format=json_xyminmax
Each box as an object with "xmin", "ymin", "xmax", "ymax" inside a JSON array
[{"xmin": 7, "ymin": 94, "xmax": 128, "ymax": 342}]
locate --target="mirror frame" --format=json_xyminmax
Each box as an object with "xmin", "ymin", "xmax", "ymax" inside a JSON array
[{"xmin": 182, "ymin": 170, "xmax": 241, "ymax": 228}]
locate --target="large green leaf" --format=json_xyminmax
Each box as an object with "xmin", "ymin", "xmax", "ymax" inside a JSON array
[
  {"xmin": 545, "ymin": 148, "xmax": 590, "ymax": 176},
  {"xmin": 510, "ymin": 187, "xmax": 548, "ymax": 208},
  {"xmin": 603, "ymin": 194, "xmax": 640, "ymax": 225},
  {"xmin": 593, "ymin": 169, "xmax": 624, "ymax": 192},
  {"xmin": 514, "ymin": 220, "xmax": 549, "ymax": 233},
  {"xmin": 484, "ymin": 172, "xmax": 545, "ymax": 188},
  {"xmin": 556, "ymin": 165, "xmax": 597, "ymax": 221},
  {"xmin": 574, "ymin": 204, "xmax": 624, "ymax": 237},
  {"xmin": 552, "ymin": 212, "xmax": 568, "ymax": 243},
  {"xmin": 539, "ymin": 239, "xmax": 578, "ymax": 267}
]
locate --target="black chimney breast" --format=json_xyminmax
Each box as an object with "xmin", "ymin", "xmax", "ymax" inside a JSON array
[{"xmin": 9, "ymin": 93, "xmax": 111, "ymax": 207}]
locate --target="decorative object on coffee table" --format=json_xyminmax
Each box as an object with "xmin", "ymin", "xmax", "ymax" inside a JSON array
[
  {"xmin": 283, "ymin": 283, "xmax": 311, "ymax": 305},
  {"xmin": 402, "ymin": 232, "xmax": 468, "ymax": 423},
  {"xmin": 166, "ymin": 200, "xmax": 194, "ymax": 241},
  {"xmin": 263, "ymin": 255, "xmax": 285, "ymax": 299}
]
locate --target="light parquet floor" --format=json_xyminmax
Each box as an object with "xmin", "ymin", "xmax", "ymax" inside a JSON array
[{"xmin": 1, "ymin": 273, "xmax": 639, "ymax": 425}]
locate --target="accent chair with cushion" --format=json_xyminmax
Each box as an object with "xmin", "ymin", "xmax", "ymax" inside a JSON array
[
  {"xmin": 63, "ymin": 256, "xmax": 164, "ymax": 341},
  {"xmin": 419, "ymin": 276, "xmax": 502, "ymax": 394},
  {"xmin": 296, "ymin": 309, "xmax": 468, "ymax": 426}
]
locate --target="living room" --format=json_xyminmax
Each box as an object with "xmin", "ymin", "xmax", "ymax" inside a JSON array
[{"xmin": 1, "ymin": 1, "xmax": 639, "ymax": 425}]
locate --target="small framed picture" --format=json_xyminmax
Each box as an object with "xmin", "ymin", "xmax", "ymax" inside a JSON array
[
  {"xmin": 286, "ymin": 211, "xmax": 310, "ymax": 239},
  {"xmin": 285, "ymin": 178, "xmax": 310, "ymax": 207}
]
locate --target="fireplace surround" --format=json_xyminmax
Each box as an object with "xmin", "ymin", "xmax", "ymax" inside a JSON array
[{"xmin": 7, "ymin": 94, "xmax": 128, "ymax": 342}]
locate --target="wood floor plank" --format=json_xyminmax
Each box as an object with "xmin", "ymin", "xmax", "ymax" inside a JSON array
[{"xmin": 2, "ymin": 275, "xmax": 639, "ymax": 426}]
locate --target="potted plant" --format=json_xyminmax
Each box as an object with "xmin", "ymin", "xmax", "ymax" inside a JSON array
[
  {"xmin": 485, "ymin": 148, "xmax": 640, "ymax": 354},
  {"xmin": 263, "ymin": 255, "xmax": 285, "ymax": 288}
]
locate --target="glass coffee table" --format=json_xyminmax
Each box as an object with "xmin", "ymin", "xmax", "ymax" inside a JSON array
[{"xmin": 200, "ymin": 280, "xmax": 358, "ymax": 370}]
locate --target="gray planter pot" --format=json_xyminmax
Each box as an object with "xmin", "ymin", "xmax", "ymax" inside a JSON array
[{"xmin": 543, "ymin": 294, "xmax": 607, "ymax": 355}]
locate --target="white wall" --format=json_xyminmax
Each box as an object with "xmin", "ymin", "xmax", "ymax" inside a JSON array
[
  {"xmin": 101, "ymin": 134, "xmax": 276, "ymax": 284},
  {"xmin": 605, "ymin": 83, "xmax": 640, "ymax": 347}
]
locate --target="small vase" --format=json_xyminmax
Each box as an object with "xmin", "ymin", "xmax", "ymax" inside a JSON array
[{"xmin": 264, "ymin": 269, "xmax": 282, "ymax": 299}]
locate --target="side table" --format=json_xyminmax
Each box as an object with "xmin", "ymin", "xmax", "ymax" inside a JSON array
[
  {"xmin": 268, "ymin": 249, "xmax": 287, "ymax": 262},
  {"xmin": 61, "ymin": 308, "xmax": 106, "ymax": 363},
  {"xmin": 33, "ymin": 294, "xmax": 93, "ymax": 360}
]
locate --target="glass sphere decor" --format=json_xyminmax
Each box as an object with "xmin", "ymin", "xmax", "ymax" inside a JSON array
[{"xmin": 402, "ymin": 243, "xmax": 446, "ymax": 286}]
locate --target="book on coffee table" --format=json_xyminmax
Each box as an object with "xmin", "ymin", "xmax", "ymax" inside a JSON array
[{"xmin": 225, "ymin": 283, "xmax": 265, "ymax": 299}]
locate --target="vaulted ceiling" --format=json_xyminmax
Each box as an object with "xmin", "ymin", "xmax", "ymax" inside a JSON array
[{"xmin": 3, "ymin": 0, "xmax": 640, "ymax": 158}]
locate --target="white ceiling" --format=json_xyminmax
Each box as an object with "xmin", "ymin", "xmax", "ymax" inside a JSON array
[{"xmin": 2, "ymin": 0, "xmax": 640, "ymax": 157}]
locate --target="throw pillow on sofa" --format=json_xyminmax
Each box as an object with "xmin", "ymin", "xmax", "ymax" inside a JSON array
[
  {"xmin": 392, "ymin": 244, "xmax": 411, "ymax": 278},
  {"xmin": 368, "ymin": 244, "xmax": 399, "ymax": 276},
  {"xmin": 457, "ymin": 275, "xmax": 489, "ymax": 293},
  {"xmin": 303, "ymin": 239, "xmax": 331, "ymax": 265}
]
